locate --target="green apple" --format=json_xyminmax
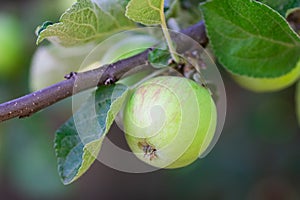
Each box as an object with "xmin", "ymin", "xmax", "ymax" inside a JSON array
[
  {"xmin": 232, "ymin": 60, "xmax": 300, "ymax": 92},
  {"xmin": 0, "ymin": 14, "xmax": 24, "ymax": 78},
  {"xmin": 123, "ymin": 76, "xmax": 217, "ymax": 168}
]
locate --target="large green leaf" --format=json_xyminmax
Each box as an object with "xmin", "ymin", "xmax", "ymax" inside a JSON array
[
  {"xmin": 297, "ymin": 81, "xmax": 300, "ymax": 126},
  {"xmin": 125, "ymin": 0, "xmax": 164, "ymax": 25},
  {"xmin": 37, "ymin": 0, "xmax": 135, "ymax": 46},
  {"xmin": 201, "ymin": 0, "xmax": 300, "ymax": 78},
  {"xmin": 258, "ymin": 0, "xmax": 300, "ymax": 16},
  {"xmin": 55, "ymin": 84, "xmax": 129, "ymax": 184}
]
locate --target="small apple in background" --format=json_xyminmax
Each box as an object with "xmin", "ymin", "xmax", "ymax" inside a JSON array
[
  {"xmin": 123, "ymin": 76, "xmax": 217, "ymax": 168},
  {"xmin": 232, "ymin": 60, "xmax": 300, "ymax": 92},
  {"xmin": 0, "ymin": 14, "xmax": 24, "ymax": 78}
]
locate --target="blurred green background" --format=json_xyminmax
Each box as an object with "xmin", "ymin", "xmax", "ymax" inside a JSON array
[{"xmin": 0, "ymin": 1, "xmax": 299, "ymax": 200}]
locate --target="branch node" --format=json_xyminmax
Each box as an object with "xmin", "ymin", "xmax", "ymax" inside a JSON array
[
  {"xmin": 104, "ymin": 77, "xmax": 116, "ymax": 85},
  {"xmin": 19, "ymin": 114, "xmax": 31, "ymax": 119},
  {"xmin": 64, "ymin": 72, "xmax": 78, "ymax": 80}
]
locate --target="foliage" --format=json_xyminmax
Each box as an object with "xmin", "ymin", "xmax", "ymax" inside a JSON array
[
  {"xmin": 125, "ymin": 0, "xmax": 164, "ymax": 25},
  {"xmin": 55, "ymin": 84, "xmax": 128, "ymax": 184},
  {"xmin": 32, "ymin": 0, "xmax": 300, "ymax": 184},
  {"xmin": 148, "ymin": 49, "xmax": 172, "ymax": 68},
  {"xmin": 37, "ymin": 0, "xmax": 135, "ymax": 46},
  {"xmin": 201, "ymin": 0, "xmax": 300, "ymax": 78}
]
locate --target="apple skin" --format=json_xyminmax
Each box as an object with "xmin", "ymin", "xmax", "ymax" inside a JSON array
[
  {"xmin": 232, "ymin": 60, "xmax": 300, "ymax": 92},
  {"xmin": 123, "ymin": 76, "xmax": 217, "ymax": 168}
]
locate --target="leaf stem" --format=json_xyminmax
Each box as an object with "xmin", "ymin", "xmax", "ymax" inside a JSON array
[{"xmin": 160, "ymin": 1, "xmax": 180, "ymax": 63}]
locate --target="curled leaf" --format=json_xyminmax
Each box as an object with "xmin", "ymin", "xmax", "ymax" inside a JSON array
[{"xmin": 37, "ymin": 0, "xmax": 135, "ymax": 46}]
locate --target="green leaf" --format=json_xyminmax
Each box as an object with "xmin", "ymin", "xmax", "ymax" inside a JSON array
[
  {"xmin": 148, "ymin": 48, "xmax": 172, "ymax": 68},
  {"xmin": 297, "ymin": 81, "xmax": 300, "ymax": 126},
  {"xmin": 37, "ymin": 0, "xmax": 135, "ymax": 46},
  {"xmin": 126, "ymin": 0, "xmax": 179, "ymax": 63},
  {"xmin": 201, "ymin": 0, "xmax": 300, "ymax": 78},
  {"xmin": 258, "ymin": 0, "xmax": 300, "ymax": 16},
  {"xmin": 125, "ymin": 0, "xmax": 164, "ymax": 25},
  {"xmin": 55, "ymin": 84, "xmax": 129, "ymax": 184},
  {"xmin": 35, "ymin": 21, "xmax": 53, "ymax": 36}
]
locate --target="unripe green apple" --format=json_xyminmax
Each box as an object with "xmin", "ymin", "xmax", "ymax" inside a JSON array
[
  {"xmin": 232, "ymin": 60, "xmax": 300, "ymax": 92},
  {"xmin": 123, "ymin": 76, "xmax": 217, "ymax": 168}
]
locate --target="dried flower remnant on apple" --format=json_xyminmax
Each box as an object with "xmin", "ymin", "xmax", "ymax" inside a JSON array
[{"xmin": 138, "ymin": 140, "xmax": 158, "ymax": 161}]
